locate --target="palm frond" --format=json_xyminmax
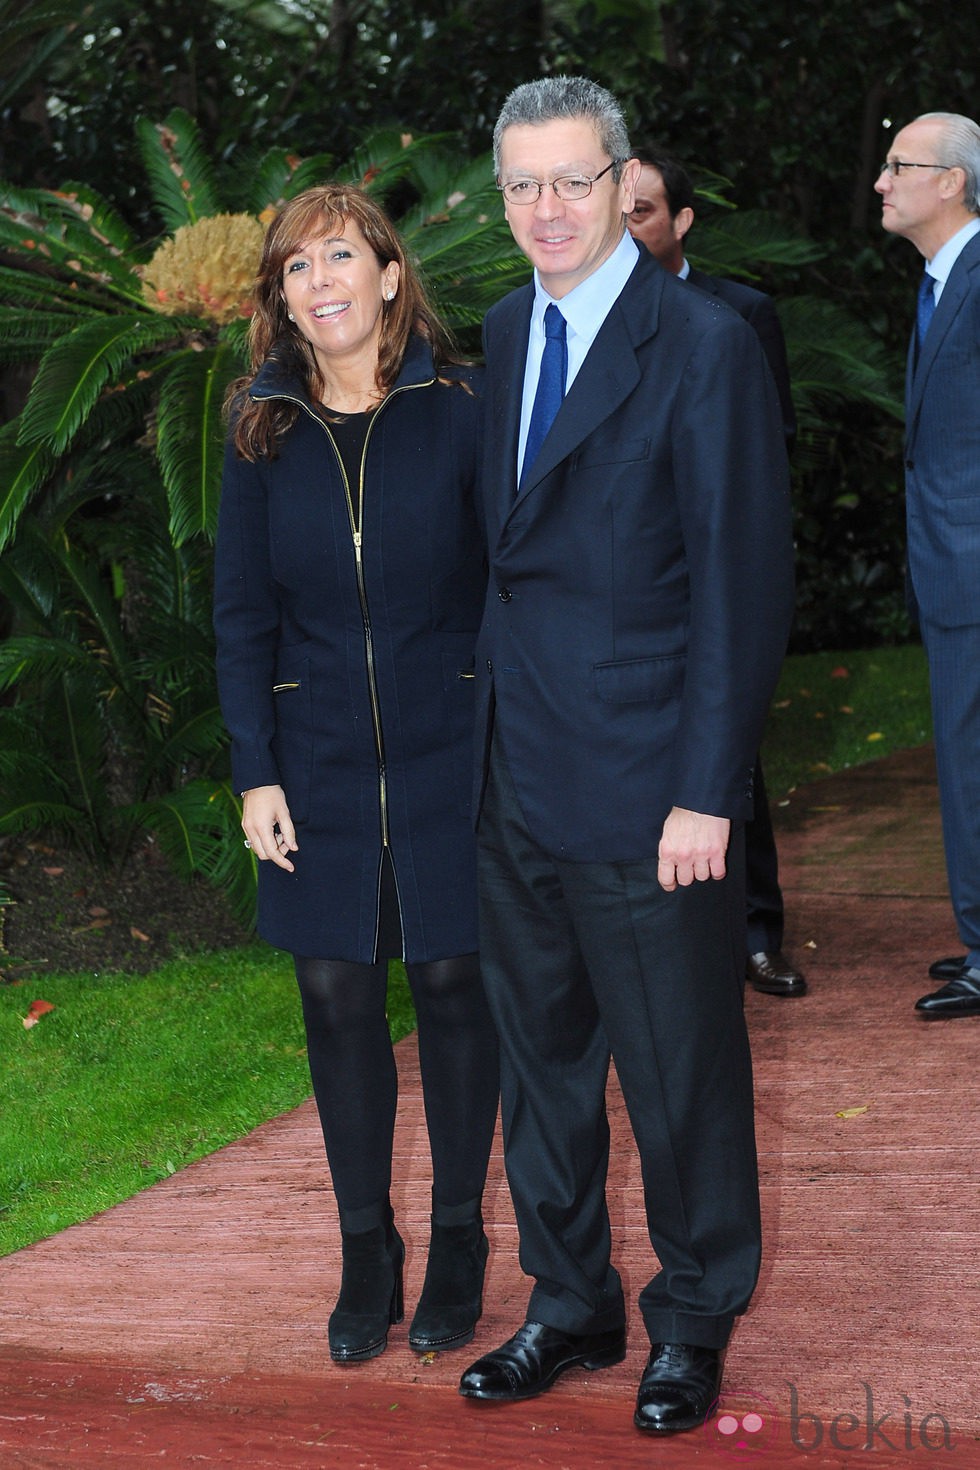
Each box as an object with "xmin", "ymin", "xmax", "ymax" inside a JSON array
[
  {"xmin": 0, "ymin": 707, "xmax": 80, "ymax": 838},
  {"xmin": 51, "ymin": 181, "xmax": 140, "ymax": 257},
  {"xmin": 235, "ymin": 147, "xmax": 337, "ymax": 215},
  {"xmin": 125, "ymin": 778, "xmax": 257, "ymax": 926},
  {"xmin": 341, "ymin": 130, "xmax": 447, "ymax": 198},
  {"xmin": 140, "ymin": 707, "xmax": 229, "ymax": 784},
  {"xmin": 16, "ymin": 315, "xmax": 173, "ymax": 455},
  {"xmin": 136, "ymin": 109, "xmax": 221, "ymax": 231},
  {"xmin": 0, "ymin": 793, "xmax": 92, "ymax": 841},
  {"xmin": 0, "ymin": 307, "xmax": 85, "ymax": 362},
  {"xmin": 780, "ymin": 295, "xmax": 905, "ymax": 427},
  {"xmin": 690, "ymin": 210, "xmax": 824, "ymax": 277},
  {"xmin": 0, "ymin": 258, "xmax": 109, "ymax": 313},
  {"xmin": 0, "ymin": 183, "xmax": 143, "ymax": 301},
  {"xmin": 0, "ymin": 633, "xmax": 95, "ymax": 693},
  {"xmin": 157, "ymin": 341, "xmax": 242, "ymax": 544},
  {"xmin": 0, "ymin": 425, "xmax": 55, "ymax": 553}
]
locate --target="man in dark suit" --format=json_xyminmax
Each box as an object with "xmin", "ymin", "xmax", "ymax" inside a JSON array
[
  {"xmin": 457, "ymin": 77, "xmax": 795, "ymax": 1436},
  {"xmin": 875, "ymin": 111, "xmax": 980, "ymax": 1018},
  {"xmin": 627, "ymin": 147, "xmax": 805, "ymax": 999}
]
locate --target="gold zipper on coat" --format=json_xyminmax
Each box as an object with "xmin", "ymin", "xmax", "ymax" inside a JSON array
[
  {"xmin": 323, "ymin": 381, "xmax": 431, "ymax": 851},
  {"xmin": 264, "ymin": 379, "xmax": 434, "ymax": 954}
]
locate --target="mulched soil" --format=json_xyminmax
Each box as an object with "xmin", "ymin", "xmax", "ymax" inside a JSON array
[{"xmin": 0, "ymin": 834, "xmax": 252, "ymax": 981}]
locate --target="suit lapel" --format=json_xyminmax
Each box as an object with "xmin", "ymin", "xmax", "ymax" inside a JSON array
[
  {"xmin": 513, "ymin": 253, "xmax": 663, "ymax": 504},
  {"xmin": 907, "ymin": 233, "xmax": 980, "ymax": 435},
  {"xmin": 485, "ymin": 287, "xmax": 532, "ymax": 524}
]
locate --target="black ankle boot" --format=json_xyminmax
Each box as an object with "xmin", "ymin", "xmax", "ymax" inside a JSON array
[
  {"xmin": 408, "ymin": 1199, "xmax": 489, "ymax": 1353},
  {"xmin": 328, "ymin": 1214, "xmax": 405, "ymax": 1363}
]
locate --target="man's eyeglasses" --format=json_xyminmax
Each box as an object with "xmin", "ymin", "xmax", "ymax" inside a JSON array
[
  {"xmin": 497, "ymin": 159, "xmax": 627, "ymax": 205},
  {"xmin": 879, "ymin": 160, "xmax": 952, "ymax": 178}
]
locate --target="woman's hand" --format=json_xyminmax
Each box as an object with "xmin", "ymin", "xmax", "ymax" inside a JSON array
[{"xmin": 241, "ymin": 785, "xmax": 298, "ymax": 872}]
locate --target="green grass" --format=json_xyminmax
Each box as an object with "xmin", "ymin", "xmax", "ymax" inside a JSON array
[
  {"xmin": 761, "ymin": 643, "xmax": 931, "ymax": 799},
  {"xmin": 0, "ymin": 644, "xmax": 933, "ymax": 1258},
  {"xmin": 1, "ymin": 946, "xmax": 417, "ymax": 1256}
]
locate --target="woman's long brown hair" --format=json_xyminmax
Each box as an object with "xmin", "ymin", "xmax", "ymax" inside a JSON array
[{"xmin": 227, "ymin": 183, "xmax": 461, "ymax": 460}]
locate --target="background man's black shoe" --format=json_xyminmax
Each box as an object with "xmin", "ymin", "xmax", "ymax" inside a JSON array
[
  {"xmin": 915, "ymin": 967, "xmax": 980, "ymax": 1018},
  {"xmin": 929, "ymin": 954, "xmax": 967, "ymax": 981},
  {"xmin": 747, "ymin": 950, "xmax": 807, "ymax": 996}
]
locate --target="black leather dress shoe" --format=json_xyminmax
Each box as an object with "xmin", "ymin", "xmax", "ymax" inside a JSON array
[
  {"xmin": 929, "ymin": 954, "xmax": 968, "ymax": 981},
  {"xmin": 746, "ymin": 950, "xmax": 807, "ymax": 996},
  {"xmin": 915, "ymin": 966, "xmax": 980, "ymax": 1017},
  {"xmin": 634, "ymin": 1342, "xmax": 724, "ymax": 1433},
  {"xmin": 458, "ymin": 1320, "xmax": 626, "ymax": 1401}
]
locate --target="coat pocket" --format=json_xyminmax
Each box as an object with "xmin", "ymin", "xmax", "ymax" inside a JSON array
[
  {"xmin": 442, "ymin": 652, "xmax": 478, "ymax": 820},
  {"xmin": 592, "ymin": 654, "xmax": 685, "ymax": 704},
  {"xmin": 270, "ymin": 663, "xmax": 313, "ymax": 824}
]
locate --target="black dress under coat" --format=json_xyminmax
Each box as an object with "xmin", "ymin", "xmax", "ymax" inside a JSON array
[{"xmin": 213, "ymin": 335, "xmax": 485, "ymax": 962}]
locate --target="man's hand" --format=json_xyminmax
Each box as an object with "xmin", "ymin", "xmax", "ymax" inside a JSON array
[
  {"xmin": 241, "ymin": 784, "xmax": 298, "ymax": 872},
  {"xmin": 657, "ymin": 807, "xmax": 730, "ymax": 892}
]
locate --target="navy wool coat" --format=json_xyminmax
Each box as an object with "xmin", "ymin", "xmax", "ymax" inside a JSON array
[{"xmin": 213, "ymin": 336, "xmax": 485, "ymax": 962}]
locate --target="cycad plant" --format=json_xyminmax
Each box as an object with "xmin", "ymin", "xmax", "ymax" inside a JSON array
[{"xmin": 0, "ymin": 110, "xmax": 526, "ymax": 918}]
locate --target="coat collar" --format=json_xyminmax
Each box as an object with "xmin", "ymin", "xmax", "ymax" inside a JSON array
[{"xmin": 249, "ymin": 332, "xmax": 437, "ymax": 405}]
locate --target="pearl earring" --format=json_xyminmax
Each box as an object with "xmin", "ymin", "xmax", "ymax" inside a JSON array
[
  {"xmin": 385, "ymin": 290, "xmax": 394, "ymax": 301},
  {"xmin": 287, "ymin": 312, "xmax": 295, "ymax": 321}
]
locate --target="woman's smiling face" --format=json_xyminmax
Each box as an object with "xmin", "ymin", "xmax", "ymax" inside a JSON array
[{"xmin": 281, "ymin": 217, "xmax": 400, "ymax": 375}]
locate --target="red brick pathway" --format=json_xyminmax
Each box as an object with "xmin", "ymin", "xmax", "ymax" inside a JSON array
[{"xmin": 2, "ymin": 746, "xmax": 978, "ymax": 1468}]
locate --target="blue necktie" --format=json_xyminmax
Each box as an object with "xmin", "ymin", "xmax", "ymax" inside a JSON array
[
  {"xmin": 916, "ymin": 270, "xmax": 936, "ymax": 352},
  {"xmin": 520, "ymin": 303, "xmax": 567, "ymax": 488}
]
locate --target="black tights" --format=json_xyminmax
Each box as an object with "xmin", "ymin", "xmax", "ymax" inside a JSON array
[{"xmin": 293, "ymin": 953, "xmax": 499, "ymax": 1223}]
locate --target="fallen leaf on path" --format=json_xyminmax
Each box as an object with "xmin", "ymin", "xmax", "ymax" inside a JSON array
[
  {"xmin": 835, "ymin": 1105, "xmax": 871, "ymax": 1119},
  {"xmin": 130, "ymin": 927, "xmax": 151, "ymax": 942},
  {"xmin": 830, "ymin": 666, "xmax": 850, "ymax": 679},
  {"xmin": 42, "ymin": 866, "xmax": 64, "ymax": 877},
  {"xmin": 866, "ymin": 732, "xmax": 884, "ymax": 742},
  {"xmin": 88, "ymin": 906, "xmax": 109, "ymax": 917},
  {"xmin": 23, "ymin": 999, "xmax": 55, "ymax": 1029}
]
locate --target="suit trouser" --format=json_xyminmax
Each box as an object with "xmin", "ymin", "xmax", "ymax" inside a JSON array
[
  {"xmin": 477, "ymin": 738, "xmax": 762, "ymax": 1351},
  {"xmin": 919, "ymin": 616, "xmax": 980, "ymax": 963},
  {"xmin": 745, "ymin": 757, "xmax": 785, "ymax": 953}
]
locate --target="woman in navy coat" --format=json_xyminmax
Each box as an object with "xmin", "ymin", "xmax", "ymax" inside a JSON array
[{"xmin": 213, "ymin": 184, "xmax": 498, "ymax": 1364}]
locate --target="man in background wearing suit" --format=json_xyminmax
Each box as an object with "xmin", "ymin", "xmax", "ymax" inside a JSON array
[
  {"xmin": 627, "ymin": 147, "xmax": 805, "ymax": 1000},
  {"xmin": 458, "ymin": 76, "xmax": 794, "ymax": 1436},
  {"xmin": 875, "ymin": 112, "xmax": 980, "ymax": 1019}
]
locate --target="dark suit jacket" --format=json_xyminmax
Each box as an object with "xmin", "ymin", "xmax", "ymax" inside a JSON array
[
  {"xmin": 904, "ymin": 228, "xmax": 980, "ymax": 628},
  {"xmin": 687, "ymin": 267, "xmax": 796, "ymax": 443},
  {"xmin": 475, "ymin": 248, "xmax": 795, "ymax": 863}
]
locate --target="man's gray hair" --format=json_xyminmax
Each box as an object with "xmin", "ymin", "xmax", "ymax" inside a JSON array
[
  {"xmin": 917, "ymin": 111, "xmax": 980, "ymax": 214},
  {"xmin": 492, "ymin": 75, "xmax": 632, "ymax": 180}
]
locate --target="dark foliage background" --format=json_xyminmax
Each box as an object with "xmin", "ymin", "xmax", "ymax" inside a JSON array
[
  {"xmin": 0, "ymin": 0, "xmax": 975, "ymax": 914},
  {"xmin": 5, "ymin": 0, "xmax": 974, "ymax": 652}
]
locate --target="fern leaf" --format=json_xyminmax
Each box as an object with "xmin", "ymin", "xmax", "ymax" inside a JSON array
[
  {"xmin": 17, "ymin": 315, "xmax": 170, "ymax": 454},
  {"xmin": 136, "ymin": 109, "xmax": 221, "ymax": 231},
  {"xmin": 0, "ymin": 183, "xmax": 143, "ymax": 302},
  {"xmin": 156, "ymin": 342, "xmax": 241, "ymax": 545},
  {"xmin": 0, "ymin": 425, "xmax": 54, "ymax": 552},
  {"xmin": 236, "ymin": 147, "xmax": 337, "ymax": 215},
  {"xmin": 127, "ymin": 779, "xmax": 257, "ymax": 925}
]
